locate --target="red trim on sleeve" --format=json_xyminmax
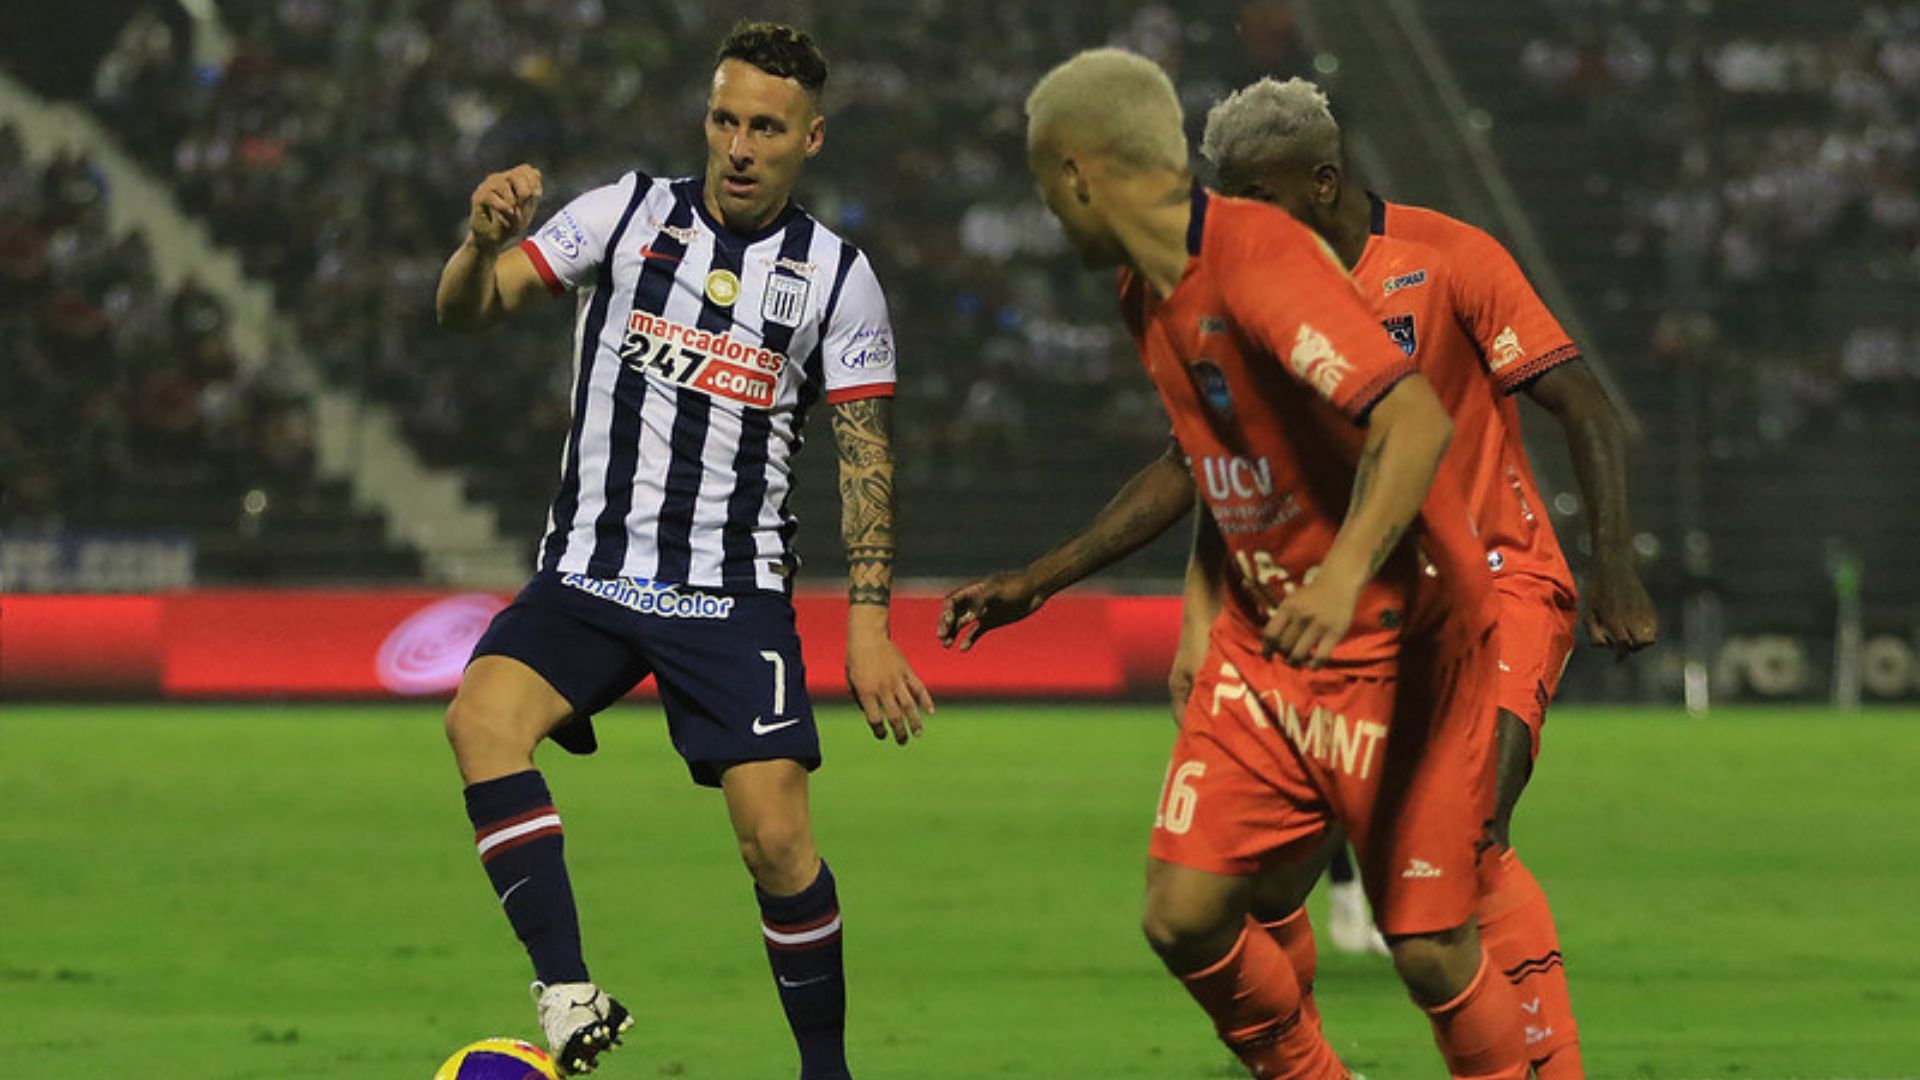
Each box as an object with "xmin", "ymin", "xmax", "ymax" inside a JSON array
[
  {"xmin": 827, "ymin": 383, "xmax": 895, "ymax": 405},
  {"xmin": 1342, "ymin": 361, "xmax": 1418, "ymax": 424},
  {"xmin": 1496, "ymin": 344, "xmax": 1581, "ymax": 394},
  {"xmin": 517, "ymin": 239, "xmax": 565, "ymax": 297}
]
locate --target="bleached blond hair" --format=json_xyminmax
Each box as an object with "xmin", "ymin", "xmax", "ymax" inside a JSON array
[
  {"xmin": 1201, "ymin": 76, "xmax": 1342, "ymax": 173},
  {"xmin": 1025, "ymin": 47, "xmax": 1188, "ymax": 173}
]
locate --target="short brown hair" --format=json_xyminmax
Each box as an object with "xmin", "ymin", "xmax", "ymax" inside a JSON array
[{"xmin": 717, "ymin": 21, "xmax": 828, "ymax": 94}]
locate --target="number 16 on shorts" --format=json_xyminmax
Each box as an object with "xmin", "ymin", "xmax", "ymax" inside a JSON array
[{"xmin": 1155, "ymin": 760, "xmax": 1206, "ymax": 835}]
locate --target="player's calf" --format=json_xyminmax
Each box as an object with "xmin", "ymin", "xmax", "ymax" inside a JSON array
[
  {"xmin": 1148, "ymin": 860, "xmax": 1348, "ymax": 1080},
  {"xmin": 1387, "ymin": 923, "xmax": 1529, "ymax": 1080}
]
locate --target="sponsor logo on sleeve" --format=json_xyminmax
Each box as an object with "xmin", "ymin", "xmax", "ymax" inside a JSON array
[
  {"xmin": 1381, "ymin": 269, "xmax": 1428, "ymax": 296},
  {"xmin": 542, "ymin": 212, "xmax": 584, "ymax": 259},
  {"xmin": 1287, "ymin": 323, "xmax": 1355, "ymax": 398},
  {"xmin": 761, "ymin": 273, "xmax": 810, "ymax": 328},
  {"xmin": 839, "ymin": 326, "xmax": 894, "ymax": 371},
  {"xmin": 1382, "ymin": 314, "xmax": 1418, "ymax": 357},
  {"xmin": 1490, "ymin": 325, "xmax": 1526, "ymax": 371}
]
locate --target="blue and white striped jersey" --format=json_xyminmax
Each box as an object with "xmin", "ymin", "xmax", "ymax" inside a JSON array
[{"xmin": 517, "ymin": 173, "xmax": 897, "ymax": 593}]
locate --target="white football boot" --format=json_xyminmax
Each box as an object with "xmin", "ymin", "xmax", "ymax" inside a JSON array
[
  {"xmin": 1326, "ymin": 880, "xmax": 1391, "ymax": 956},
  {"xmin": 532, "ymin": 981, "xmax": 633, "ymax": 1075}
]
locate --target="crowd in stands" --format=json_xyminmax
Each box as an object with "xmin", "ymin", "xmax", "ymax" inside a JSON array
[
  {"xmin": 1514, "ymin": 0, "xmax": 1920, "ymax": 449},
  {"xmin": 81, "ymin": 0, "xmax": 1309, "ymax": 550},
  {"xmin": 0, "ymin": 127, "xmax": 320, "ymax": 531}
]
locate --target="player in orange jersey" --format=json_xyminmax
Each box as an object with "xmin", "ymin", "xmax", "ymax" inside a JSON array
[
  {"xmin": 973, "ymin": 47, "xmax": 1536, "ymax": 1079},
  {"xmin": 1197, "ymin": 76, "xmax": 1656, "ymax": 1079},
  {"xmin": 942, "ymin": 74, "xmax": 1655, "ymax": 1079}
]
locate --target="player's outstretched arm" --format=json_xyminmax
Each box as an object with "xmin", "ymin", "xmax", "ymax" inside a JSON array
[
  {"xmin": 1265, "ymin": 375, "xmax": 1453, "ymax": 667},
  {"xmin": 436, "ymin": 164, "xmax": 551, "ymax": 333},
  {"xmin": 1167, "ymin": 503, "xmax": 1225, "ymax": 721},
  {"xmin": 832, "ymin": 396, "xmax": 935, "ymax": 745},
  {"xmin": 1525, "ymin": 360, "xmax": 1658, "ymax": 658},
  {"xmin": 937, "ymin": 442, "xmax": 1194, "ymax": 651}
]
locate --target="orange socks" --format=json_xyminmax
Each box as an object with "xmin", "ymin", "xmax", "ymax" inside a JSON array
[
  {"xmin": 1424, "ymin": 954, "xmax": 1531, "ymax": 1080},
  {"xmin": 1176, "ymin": 922, "xmax": 1347, "ymax": 1080},
  {"xmin": 1258, "ymin": 908, "xmax": 1322, "ymax": 1032},
  {"xmin": 1478, "ymin": 848, "xmax": 1581, "ymax": 1077}
]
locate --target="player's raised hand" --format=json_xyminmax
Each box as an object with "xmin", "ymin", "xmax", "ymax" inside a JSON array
[
  {"xmin": 936, "ymin": 571, "xmax": 1045, "ymax": 651},
  {"xmin": 468, "ymin": 164, "xmax": 544, "ymax": 252},
  {"xmin": 1584, "ymin": 562, "xmax": 1659, "ymax": 660},
  {"xmin": 846, "ymin": 621, "xmax": 935, "ymax": 745},
  {"xmin": 1261, "ymin": 566, "xmax": 1362, "ymax": 669}
]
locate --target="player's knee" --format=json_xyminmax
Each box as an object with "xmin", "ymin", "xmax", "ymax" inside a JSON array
[
  {"xmin": 734, "ymin": 817, "xmax": 813, "ymax": 884},
  {"xmin": 444, "ymin": 691, "xmax": 537, "ymax": 760},
  {"xmin": 1248, "ymin": 867, "xmax": 1316, "ymax": 923},
  {"xmin": 1387, "ymin": 922, "xmax": 1481, "ymax": 1006},
  {"xmin": 1140, "ymin": 892, "xmax": 1237, "ymax": 964}
]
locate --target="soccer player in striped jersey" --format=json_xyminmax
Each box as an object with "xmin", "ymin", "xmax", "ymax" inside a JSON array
[{"xmin": 434, "ymin": 22, "xmax": 931, "ymax": 1078}]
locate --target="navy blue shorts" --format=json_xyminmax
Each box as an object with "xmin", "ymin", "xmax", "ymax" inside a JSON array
[{"xmin": 470, "ymin": 572, "xmax": 818, "ymax": 787}]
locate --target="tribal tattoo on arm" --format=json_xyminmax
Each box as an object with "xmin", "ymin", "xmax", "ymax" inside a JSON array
[{"xmin": 832, "ymin": 397, "xmax": 897, "ymax": 608}]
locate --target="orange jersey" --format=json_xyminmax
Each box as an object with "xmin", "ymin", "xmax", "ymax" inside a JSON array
[
  {"xmin": 1120, "ymin": 189, "xmax": 1496, "ymax": 671},
  {"xmin": 1355, "ymin": 196, "xmax": 1578, "ymax": 595}
]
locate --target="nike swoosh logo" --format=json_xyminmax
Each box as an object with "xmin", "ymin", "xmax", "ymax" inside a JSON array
[
  {"xmin": 499, "ymin": 877, "xmax": 531, "ymax": 906},
  {"xmin": 752, "ymin": 716, "xmax": 802, "ymax": 736},
  {"xmin": 777, "ymin": 974, "xmax": 834, "ymax": 989},
  {"xmin": 639, "ymin": 246, "xmax": 681, "ymax": 263}
]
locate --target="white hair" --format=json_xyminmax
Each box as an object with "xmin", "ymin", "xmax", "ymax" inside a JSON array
[
  {"xmin": 1025, "ymin": 47, "xmax": 1188, "ymax": 173},
  {"xmin": 1201, "ymin": 76, "xmax": 1342, "ymax": 173}
]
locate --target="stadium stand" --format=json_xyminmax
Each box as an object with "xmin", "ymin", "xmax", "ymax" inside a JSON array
[
  {"xmin": 1420, "ymin": 0, "xmax": 1920, "ymax": 633},
  {"xmin": 0, "ymin": 125, "xmax": 421, "ymax": 583},
  {"xmin": 71, "ymin": 0, "xmax": 1312, "ymax": 580}
]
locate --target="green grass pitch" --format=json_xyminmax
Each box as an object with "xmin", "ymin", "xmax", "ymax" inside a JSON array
[{"xmin": 3, "ymin": 703, "xmax": 1917, "ymax": 1078}]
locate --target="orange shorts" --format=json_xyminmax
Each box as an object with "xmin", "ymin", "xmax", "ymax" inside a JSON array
[
  {"xmin": 1492, "ymin": 575, "xmax": 1578, "ymax": 756},
  {"xmin": 1149, "ymin": 625, "xmax": 1501, "ymax": 936}
]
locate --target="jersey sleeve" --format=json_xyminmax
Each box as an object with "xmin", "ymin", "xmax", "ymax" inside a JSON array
[
  {"xmin": 1441, "ymin": 224, "xmax": 1579, "ymax": 393},
  {"xmin": 820, "ymin": 250, "xmax": 897, "ymax": 404},
  {"xmin": 515, "ymin": 173, "xmax": 643, "ymax": 296},
  {"xmin": 1218, "ymin": 212, "xmax": 1418, "ymax": 423}
]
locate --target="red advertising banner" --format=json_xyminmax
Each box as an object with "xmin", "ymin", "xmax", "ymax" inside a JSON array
[{"xmin": 0, "ymin": 589, "xmax": 1181, "ymax": 700}]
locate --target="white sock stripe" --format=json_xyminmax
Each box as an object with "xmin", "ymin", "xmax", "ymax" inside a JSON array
[
  {"xmin": 476, "ymin": 813, "xmax": 563, "ymax": 857},
  {"xmin": 761, "ymin": 914, "xmax": 842, "ymax": 946}
]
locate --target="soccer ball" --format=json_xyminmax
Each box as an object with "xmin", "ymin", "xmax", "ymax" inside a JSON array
[{"xmin": 432, "ymin": 1038, "xmax": 560, "ymax": 1080}]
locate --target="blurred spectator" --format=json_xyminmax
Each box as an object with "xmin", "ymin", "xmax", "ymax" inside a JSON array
[
  {"xmin": 1515, "ymin": 0, "xmax": 1920, "ymax": 449},
  {"xmin": 0, "ymin": 130, "xmax": 325, "ymax": 533}
]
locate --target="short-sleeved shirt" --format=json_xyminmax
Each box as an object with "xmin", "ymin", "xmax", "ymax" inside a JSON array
[
  {"xmin": 516, "ymin": 173, "xmax": 896, "ymax": 593},
  {"xmin": 1120, "ymin": 188, "xmax": 1496, "ymax": 672},
  {"xmin": 1357, "ymin": 196, "xmax": 1577, "ymax": 595}
]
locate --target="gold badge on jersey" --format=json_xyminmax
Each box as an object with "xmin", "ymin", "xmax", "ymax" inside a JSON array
[{"xmin": 705, "ymin": 268, "xmax": 741, "ymax": 307}]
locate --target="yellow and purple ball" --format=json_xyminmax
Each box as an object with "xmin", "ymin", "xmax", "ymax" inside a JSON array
[{"xmin": 432, "ymin": 1038, "xmax": 560, "ymax": 1080}]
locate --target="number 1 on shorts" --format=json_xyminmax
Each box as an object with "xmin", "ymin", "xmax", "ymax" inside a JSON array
[{"xmin": 759, "ymin": 650, "xmax": 787, "ymax": 716}]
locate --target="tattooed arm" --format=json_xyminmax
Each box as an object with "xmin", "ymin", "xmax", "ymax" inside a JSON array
[
  {"xmin": 937, "ymin": 442, "xmax": 1194, "ymax": 651},
  {"xmin": 831, "ymin": 396, "xmax": 934, "ymax": 744},
  {"xmin": 1262, "ymin": 374, "xmax": 1453, "ymax": 667}
]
